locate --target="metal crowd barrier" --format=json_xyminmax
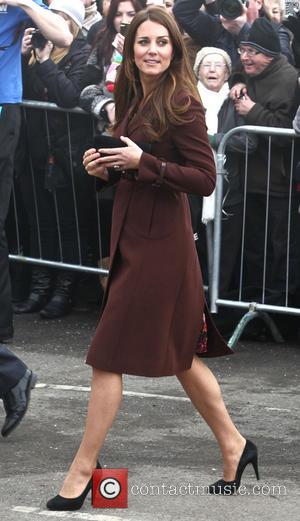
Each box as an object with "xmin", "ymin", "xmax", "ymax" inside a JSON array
[
  {"xmin": 210, "ymin": 125, "xmax": 300, "ymax": 348},
  {"xmin": 9, "ymin": 100, "xmax": 207, "ymax": 282},
  {"xmin": 9, "ymin": 100, "xmax": 109, "ymax": 277},
  {"xmin": 8, "ymin": 103, "xmax": 300, "ymax": 346}
]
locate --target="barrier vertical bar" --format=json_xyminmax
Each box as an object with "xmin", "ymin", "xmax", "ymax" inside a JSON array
[
  {"xmin": 286, "ymin": 139, "xmax": 295, "ymax": 305},
  {"xmin": 66, "ymin": 111, "xmax": 82, "ymax": 265},
  {"xmin": 261, "ymin": 136, "xmax": 272, "ymax": 305},
  {"xmin": 210, "ymin": 149, "xmax": 225, "ymax": 313}
]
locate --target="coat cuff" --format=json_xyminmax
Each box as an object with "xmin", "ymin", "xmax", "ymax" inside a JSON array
[{"xmin": 137, "ymin": 152, "xmax": 165, "ymax": 186}]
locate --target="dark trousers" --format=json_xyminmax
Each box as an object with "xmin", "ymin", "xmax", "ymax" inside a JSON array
[
  {"xmin": 0, "ymin": 105, "xmax": 21, "ymax": 338},
  {"xmin": 243, "ymin": 193, "xmax": 298, "ymax": 295},
  {"xmin": 219, "ymin": 203, "xmax": 243, "ymax": 296},
  {"xmin": 0, "ymin": 344, "xmax": 27, "ymax": 396}
]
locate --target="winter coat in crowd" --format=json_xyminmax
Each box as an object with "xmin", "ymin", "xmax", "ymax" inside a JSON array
[
  {"xmin": 233, "ymin": 54, "xmax": 299, "ymax": 195},
  {"xmin": 173, "ymin": 0, "xmax": 295, "ymax": 68},
  {"xmin": 79, "ymin": 45, "xmax": 114, "ymax": 132}
]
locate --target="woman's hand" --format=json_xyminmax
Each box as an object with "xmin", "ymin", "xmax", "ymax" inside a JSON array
[
  {"xmin": 35, "ymin": 41, "xmax": 53, "ymax": 63},
  {"xmin": 96, "ymin": 137, "xmax": 143, "ymax": 170},
  {"xmin": 21, "ymin": 27, "xmax": 34, "ymax": 55},
  {"xmin": 112, "ymin": 33, "xmax": 125, "ymax": 55},
  {"xmin": 83, "ymin": 148, "xmax": 109, "ymax": 180}
]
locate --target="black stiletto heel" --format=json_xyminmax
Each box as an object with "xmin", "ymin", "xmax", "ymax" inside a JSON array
[
  {"xmin": 252, "ymin": 455, "xmax": 260, "ymax": 480},
  {"xmin": 208, "ymin": 439, "xmax": 259, "ymax": 495},
  {"xmin": 46, "ymin": 461, "xmax": 101, "ymax": 511}
]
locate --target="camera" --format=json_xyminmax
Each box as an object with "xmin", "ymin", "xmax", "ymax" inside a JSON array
[
  {"xmin": 31, "ymin": 29, "xmax": 48, "ymax": 50},
  {"xmin": 120, "ymin": 22, "xmax": 130, "ymax": 36},
  {"xmin": 218, "ymin": 0, "xmax": 247, "ymax": 19}
]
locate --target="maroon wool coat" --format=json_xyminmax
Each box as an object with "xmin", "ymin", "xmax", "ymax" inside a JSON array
[{"xmin": 86, "ymin": 95, "xmax": 233, "ymax": 377}]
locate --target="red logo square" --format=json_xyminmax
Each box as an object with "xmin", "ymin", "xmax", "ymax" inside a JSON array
[{"xmin": 92, "ymin": 468, "xmax": 128, "ymax": 508}]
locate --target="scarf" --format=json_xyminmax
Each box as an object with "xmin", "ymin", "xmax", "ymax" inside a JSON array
[
  {"xmin": 197, "ymin": 81, "xmax": 229, "ymax": 224},
  {"xmin": 82, "ymin": 2, "xmax": 102, "ymax": 34}
]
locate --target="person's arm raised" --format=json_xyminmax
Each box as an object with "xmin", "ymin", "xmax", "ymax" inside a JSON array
[
  {"xmin": 3, "ymin": 0, "xmax": 73, "ymax": 47},
  {"xmin": 173, "ymin": 0, "xmax": 221, "ymax": 47}
]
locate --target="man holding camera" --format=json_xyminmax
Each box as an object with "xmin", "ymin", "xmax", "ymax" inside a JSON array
[
  {"xmin": 173, "ymin": 0, "xmax": 294, "ymax": 68},
  {"xmin": 231, "ymin": 17, "xmax": 299, "ymax": 297},
  {"xmin": 0, "ymin": 0, "xmax": 72, "ymax": 436}
]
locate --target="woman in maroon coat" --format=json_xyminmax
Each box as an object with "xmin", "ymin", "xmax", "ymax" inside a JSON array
[{"xmin": 47, "ymin": 7, "xmax": 260, "ymax": 509}]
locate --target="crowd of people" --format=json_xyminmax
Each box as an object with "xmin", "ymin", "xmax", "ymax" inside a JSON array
[{"xmin": 2, "ymin": 0, "xmax": 300, "ymax": 330}]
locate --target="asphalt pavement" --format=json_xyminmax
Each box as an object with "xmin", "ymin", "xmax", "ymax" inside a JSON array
[{"xmin": 0, "ymin": 308, "xmax": 299, "ymax": 521}]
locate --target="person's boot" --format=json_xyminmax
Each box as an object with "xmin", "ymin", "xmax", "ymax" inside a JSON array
[
  {"xmin": 13, "ymin": 266, "xmax": 52, "ymax": 313},
  {"xmin": 40, "ymin": 270, "xmax": 75, "ymax": 319}
]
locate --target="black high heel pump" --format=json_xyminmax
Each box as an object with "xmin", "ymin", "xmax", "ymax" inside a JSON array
[
  {"xmin": 46, "ymin": 461, "xmax": 101, "ymax": 511},
  {"xmin": 208, "ymin": 439, "xmax": 259, "ymax": 495}
]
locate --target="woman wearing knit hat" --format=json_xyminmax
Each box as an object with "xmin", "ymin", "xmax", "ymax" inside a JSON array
[
  {"xmin": 193, "ymin": 48, "xmax": 231, "ymax": 227},
  {"xmin": 194, "ymin": 47, "xmax": 232, "ymax": 94},
  {"xmin": 14, "ymin": 0, "xmax": 93, "ymax": 319},
  {"xmin": 194, "ymin": 46, "xmax": 257, "ymax": 296}
]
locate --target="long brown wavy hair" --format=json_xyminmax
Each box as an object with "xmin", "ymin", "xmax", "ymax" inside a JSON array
[
  {"xmin": 113, "ymin": 6, "xmax": 201, "ymax": 141},
  {"xmin": 93, "ymin": 0, "xmax": 143, "ymax": 66}
]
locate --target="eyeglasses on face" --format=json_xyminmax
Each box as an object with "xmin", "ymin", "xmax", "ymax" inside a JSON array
[
  {"xmin": 201, "ymin": 63, "xmax": 227, "ymax": 70},
  {"xmin": 238, "ymin": 47, "xmax": 261, "ymax": 57}
]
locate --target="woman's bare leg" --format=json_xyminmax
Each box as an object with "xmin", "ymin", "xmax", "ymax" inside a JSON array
[
  {"xmin": 58, "ymin": 368, "xmax": 122, "ymax": 498},
  {"xmin": 176, "ymin": 356, "xmax": 246, "ymax": 481}
]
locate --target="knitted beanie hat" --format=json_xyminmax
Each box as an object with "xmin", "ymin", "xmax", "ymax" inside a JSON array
[
  {"xmin": 50, "ymin": 0, "xmax": 85, "ymax": 28},
  {"xmin": 193, "ymin": 47, "xmax": 232, "ymax": 77},
  {"xmin": 240, "ymin": 18, "xmax": 281, "ymax": 57}
]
